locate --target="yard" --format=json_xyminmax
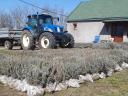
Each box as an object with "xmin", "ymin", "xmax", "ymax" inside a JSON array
[
  {"xmin": 0, "ymin": 42, "xmax": 128, "ymax": 96},
  {"xmin": 0, "ymin": 83, "xmax": 26, "ymax": 96},
  {"xmin": 0, "ymin": 70, "xmax": 128, "ymax": 96},
  {"xmin": 45, "ymin": 69, "xmax": 128, "ymax": 96}
]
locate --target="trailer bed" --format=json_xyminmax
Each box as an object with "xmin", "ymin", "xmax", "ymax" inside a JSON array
[
  {"xmin": 0, "ymin": 28, "xmax": 22, "ymax": 47},
  {"xmin": 0, "ymin": 28, "xmax": 22, "ymax": 39}
]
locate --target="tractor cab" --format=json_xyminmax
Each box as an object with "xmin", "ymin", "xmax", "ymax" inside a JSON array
[{"xmin": 26, "ymin": 14, "xmax": 63, "ymax": 33}]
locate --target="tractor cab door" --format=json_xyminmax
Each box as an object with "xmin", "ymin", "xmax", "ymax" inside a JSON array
[
  {"xmin": 26, "ymin": 15, "xmax": 42, "ymax": 38},
  {"xmin": 27, "ymin": 15, "xmax": 38, "ymax": 27}
]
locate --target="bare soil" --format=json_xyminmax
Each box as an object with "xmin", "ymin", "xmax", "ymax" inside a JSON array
[{"xmin": 0, "ymin": 83, "xmax": 26, "ymax": 96}]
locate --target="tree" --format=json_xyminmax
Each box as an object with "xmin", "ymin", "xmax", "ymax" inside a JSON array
[
  {"xmin": 10, "ymin": 7, "xmax": 28, "ymax": 29},
  {"xmin": 0, "ymin": 11, "xmax": 13, "ymax": 28},
  {"xmin": 41, "ymin": 5, "xmax": 67, "ymax": 26},
  {"xmin": 0, "ymin": 4, "xmax": 67, "ymax": 29}
]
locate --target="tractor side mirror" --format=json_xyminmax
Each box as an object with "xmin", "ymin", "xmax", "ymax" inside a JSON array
[{"xmin": 57, "ymin": 17, "xmax": 59, "ymax": 21}]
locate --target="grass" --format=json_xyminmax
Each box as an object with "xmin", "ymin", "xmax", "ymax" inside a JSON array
[{"xmin": 45, "ymin": 70, "xmax": 128, "ymax": 96}]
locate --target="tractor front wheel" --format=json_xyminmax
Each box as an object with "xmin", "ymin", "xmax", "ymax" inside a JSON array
[{"xmin": 39, "ymin": 32, "xmax": 56, "ymax": 49}]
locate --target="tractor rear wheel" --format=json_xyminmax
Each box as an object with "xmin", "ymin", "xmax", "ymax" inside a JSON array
[
  {"xmin": 60, "ymin": 33, "xmax": 74, "ymax": 48},
  {"xmin": 21, "ymin": 30, "xmax": 35, "ymax": 50},
  {"xmin": 39, "ymin": 32, "xmax": 56, "ymax": 49},
  {"xmin": 4, "ymin": 40, "xmax": 13, "ymax": 50}
]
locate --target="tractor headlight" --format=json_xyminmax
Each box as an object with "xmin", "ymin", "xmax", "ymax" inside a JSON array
[
  {"xmin": 57, "ymin": 27, "xmax": 61, "ymax": 32},
  {"xmin": 57, "ymin": 27, "xmax": 63, "ymax": 32}
]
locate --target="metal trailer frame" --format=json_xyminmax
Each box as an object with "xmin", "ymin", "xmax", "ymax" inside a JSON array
[{"xmin": 0, "ymin": 28, "xmax": 22, "ymax": 47}]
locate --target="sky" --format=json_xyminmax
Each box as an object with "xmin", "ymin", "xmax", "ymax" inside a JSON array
[{"xmin": 0, "ymin": 0, "xmax": 86, "ymax": 14}]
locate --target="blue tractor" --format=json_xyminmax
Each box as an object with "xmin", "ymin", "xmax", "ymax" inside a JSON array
[{"xmin": 21, "ymin": 14, "xmax": 74, "ymax": 50}]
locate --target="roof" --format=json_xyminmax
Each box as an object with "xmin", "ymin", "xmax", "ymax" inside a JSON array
[
  {"xmin": 28, "ymin": 14, "xmax": 52, "ymax": 18},
  {"xmin": 68, "ymin": 0, "xmax": 128, "ymax": 22}
]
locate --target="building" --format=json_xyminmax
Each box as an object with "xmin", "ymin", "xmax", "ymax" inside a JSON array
[{"xmin": 67, "ymin": 0, "xmax": 128, "ymax": 43}]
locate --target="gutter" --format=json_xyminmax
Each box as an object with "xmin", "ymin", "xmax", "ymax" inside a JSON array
[{"xmin": 67, "ymin": 17, "xmax": 128, "ymax": 23}]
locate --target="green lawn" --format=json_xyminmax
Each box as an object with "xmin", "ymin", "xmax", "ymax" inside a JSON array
[{"xmin": 45, "ymin": 70, "xmax": 128, "ymax": 96}]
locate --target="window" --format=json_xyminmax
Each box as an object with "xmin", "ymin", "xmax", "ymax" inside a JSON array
[
  {"xmin": 111, "ymin": 23, "xmax": 124, "ymax": 37},
  {"xmin": 44, "ymin": 18, "xmax": 53, "ymax": 24},
  {"xmin": 73, "ymin": 23, "xmax": 77, "ymax": 30}
]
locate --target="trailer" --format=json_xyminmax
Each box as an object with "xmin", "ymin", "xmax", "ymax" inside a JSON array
[{"xmin": 0, "ymin": 28, "xmax": 22, "ymax": 50}]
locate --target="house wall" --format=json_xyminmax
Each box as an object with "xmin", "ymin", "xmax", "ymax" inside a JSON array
[
  {"xmin": 123, "ymin": 25, "xmax": 128, "ymax": 42},
  {"xmin": 124, "ymin": 32, "xmax": 128, "ymax": 42},
  {"xmin": 124, "ymin": 36, "xmax": 128, "ymax": 42},
  {"xmin": 67, "ymin": 22, "xmax": 128, "ymax": 43},
  {"xmin": 67, "ymin": 22, "xmax": 111, "ymax": 43}
]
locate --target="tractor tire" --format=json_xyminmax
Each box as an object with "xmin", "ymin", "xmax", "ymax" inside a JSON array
[
  {"xmin": 21, "ymin": 30, "xmax": 35, "ymax": 50},
  {"xmin": 4, "ymin": 40, "xmax": 13, "ymax": 50},
  {"xmin": 60, "ymin": 33, "xmax": 74, "ymax": 48},
  {"xmin": 39, "ymin": 32, "xmax": 56, "ymax": 49}
]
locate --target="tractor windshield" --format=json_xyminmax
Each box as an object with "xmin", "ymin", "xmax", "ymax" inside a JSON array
[
  {"xmin": 39, "ymin": 15, "xmax": 53, "ymax": 25},
  {"xmin": 44, "ymin": 18, "xmax": 53, "ymax": 24},
  {"xmin": 39, "ymin": 17, "xmax": 53, "ymax": 25},
  {"xmin": 27, "ymin": 14, "xmax": 53, "ymax": 26}
]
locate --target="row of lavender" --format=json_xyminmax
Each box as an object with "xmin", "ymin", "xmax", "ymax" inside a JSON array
[{"xmin": 0, "ymin": 43, "xmax": 128, "ymax": 95}]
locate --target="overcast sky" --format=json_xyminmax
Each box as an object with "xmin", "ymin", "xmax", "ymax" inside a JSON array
[{"xmin": 0, "ymin": 0, "xmax": 87, "ymax": 14}]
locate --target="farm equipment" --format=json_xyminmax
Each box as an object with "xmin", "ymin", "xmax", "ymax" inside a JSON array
[
  {"xmin": 0, "ymin": 28, "xmax": 21, "ymax": 50},
  {"xmin": 0, "ymin": 14, "xmax": 74, "ymax": 50}
]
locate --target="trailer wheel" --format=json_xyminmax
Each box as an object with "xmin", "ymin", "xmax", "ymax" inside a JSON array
[
  {"xmin": 21, "ymin": 30, "xmax": 35, "ymax": 50},
  {"xmin": 60, "ymin": 33, "xmax": 74, "ymax": 48},
  {"xmin": 39, "ymin": 32, "xmax": 56, "ymax": 49},
  {"xmin": 4, "ymin": 40, "xmax": 13, "ymax": 50}
]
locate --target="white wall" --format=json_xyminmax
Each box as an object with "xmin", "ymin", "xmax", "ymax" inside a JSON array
[
  {"xmin": 123, "ymin": 31, "xmax": 128, "ymax": 42},
  {"xmin": 67, "ymin": 22, "xmax": 110, "ymax": 43}
]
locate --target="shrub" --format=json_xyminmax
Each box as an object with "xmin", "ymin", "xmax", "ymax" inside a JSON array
[
  {"xmin": 92, "ymin": 42, "xmax": 128, "ymax": 51},
  {"xmin": 0, "ymin": 44, "xmax": 128, "ymax": 87},
  {"xmin": 92, "ymin": 42, "xmax": 113, "ymax": 49}
]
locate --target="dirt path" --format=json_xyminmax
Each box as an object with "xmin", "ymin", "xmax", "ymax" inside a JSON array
[{"xmin": 0, "ymin": 83, "xmax": 26, "ymax": 96}]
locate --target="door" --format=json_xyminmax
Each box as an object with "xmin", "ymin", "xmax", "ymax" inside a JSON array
[{"xmin": 111, "ymin": 23, "xmax": 124, "ymax": 42}]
